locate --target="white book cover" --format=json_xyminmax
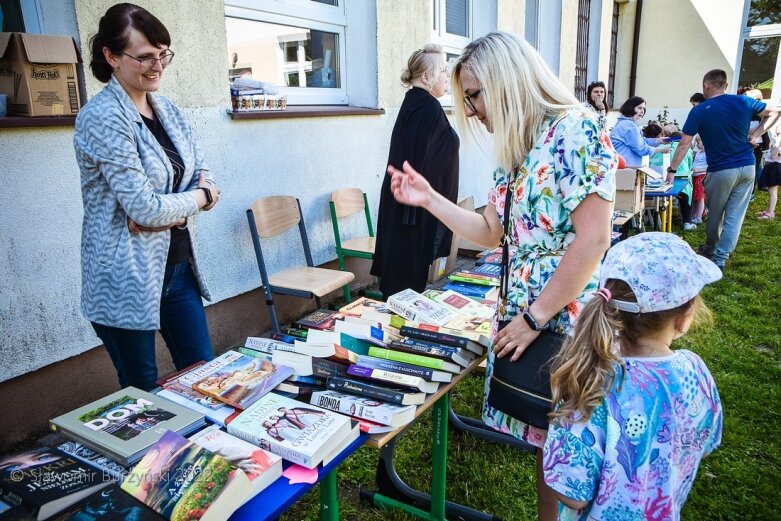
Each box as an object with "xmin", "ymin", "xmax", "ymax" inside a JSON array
[
  {"xmin": 430, "ymin": 290, "xmax": 496, "ymax": 320},
  {"xmin": 227, "ymin": 392, "xmax": 352, "ymax": 469},
  {"xmin": 387, "ymin": 289, "xmax": 459, "ymax": 326},
  {"xmin": 177, "ymin": 351, "xmax": 245, "ymax": 387},
  {"xmin": 310, "ymin": 390, "xmax": 415, "ymax": 428},
  {"xmin": 189, "ymin": 425, "xmax": 283, "ymax": 497}
]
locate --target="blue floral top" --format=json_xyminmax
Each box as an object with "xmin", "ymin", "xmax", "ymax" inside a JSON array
[
  {"xmin": 543, "ymin": 350, "xmax": 723, "ymax": 521},
  {"xmin": 482, "ymin": 109, "xmax": 617, "ymax": 446}
]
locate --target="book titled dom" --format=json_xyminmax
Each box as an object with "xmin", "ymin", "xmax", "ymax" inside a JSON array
[{"xmin": 50, "ymin": 388, "xmax": 206, "ymax": 466}]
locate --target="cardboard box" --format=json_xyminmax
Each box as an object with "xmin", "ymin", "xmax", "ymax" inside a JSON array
[
  {"xmin": 0, "ymin": 32, "xmax": 82, "ymax": 117},
  {"xmin": 614, "ymin": 166, "xmax": 659, "ymax": 215},
  {"xmin": 428, "ymin": 196, "xmax": 474, "ymax": 283}
]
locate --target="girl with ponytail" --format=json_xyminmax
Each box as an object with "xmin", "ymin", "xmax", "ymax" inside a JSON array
[{"xmin": 542, "ymin": 233, "xmax": 724, "ymax": 519}]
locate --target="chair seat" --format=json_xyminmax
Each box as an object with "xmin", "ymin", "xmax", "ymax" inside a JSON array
[
  {"xmin": 341, "ymin": 236, "xmax": 375, "ymax": 255},
  {"xmin": 269, "ymin": 267, "xmax": 355, "ymax": 297}
]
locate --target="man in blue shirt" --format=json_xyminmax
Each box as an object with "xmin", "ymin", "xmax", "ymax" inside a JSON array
[{"xmin": 669, "ymin": 69, "xmax": 779, "ymax": 270}]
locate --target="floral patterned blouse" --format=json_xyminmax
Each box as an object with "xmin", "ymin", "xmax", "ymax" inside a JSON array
[
  {"xmin": 482, "ymin": 108, "xmax": 617, "ymax": 446},
  {"xmin": 543, "ymin": 350, "xmax": 722, "ymax": 521}
]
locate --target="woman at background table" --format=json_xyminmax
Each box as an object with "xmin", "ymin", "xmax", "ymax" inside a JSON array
[
  {"xmin": 372, "ymin": 44, "xmax": 459, "ymax": 299},
  {"xmin": 584, "ymin": 80, "xmax": 609, "ymax": 131},
  {"xmin": 74, "ymin": 3, "xmax": 221, "ymax": 391},
  {"xmin": 386, "ymin": 32, "xmax": 617, "ymax": 520},
  {"xmin": 610, "ymin": 96, "xmax": 671, "ymax": 167}
]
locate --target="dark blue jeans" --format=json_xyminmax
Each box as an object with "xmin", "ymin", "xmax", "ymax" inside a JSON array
[{"xmin": 92, "ymin": 261, "xmax": 214, "ymax": 391}]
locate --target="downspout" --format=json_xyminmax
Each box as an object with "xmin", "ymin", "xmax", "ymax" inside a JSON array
[{"xmin": 629, "ymin": 0, "xmax": 643, "ymax": 97}]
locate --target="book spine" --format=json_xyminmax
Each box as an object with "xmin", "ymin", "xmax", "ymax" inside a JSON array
[
  {"xmin": 400, "ymin": 326, "xmax": 468, "ymax": 349},
  {"xmin": 239, "ymin": 348, "xmax": 274, "ymax": 362},
  {"xmin": 385, "ymin": 297, "xmax": 419, "ymax": 323},
  {"xmin": 227, "ymin": 424, "xmax": 311, "ymax": 468},
  {"xmin": 443, "ymin": 283, "xmax": 489, "ymax": 298},
  {"xmin": 270, "ymin": 332, "xmax": 297, "ymax": 344},
  {"xmin": 448, "ymin": 274, "xmax": 498, "ymax": 286},
  {"xmin": 311, "ymin": 392, "xmax": 394, "ymax": 425},
  {"xmin": 387, "ymin": 340, "xmax": 456, "ymax": 359},
  {"xmin": 311, "ymin": 358, "xmax": 349, "ymax": 378},
  {"xmin": 367, "ymin": 347, "xmax": 447, "ymax": 370},
  {"xmin": 326, "ymin": 377, "xmax": 406, "ymax": 405},
  {"xmin": 353, "ymin": 357, "xmax": 436, "ymax": 380}
]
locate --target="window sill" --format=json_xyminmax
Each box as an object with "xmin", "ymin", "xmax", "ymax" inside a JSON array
[
  {"xmin": 228, "ymin": 105, "xmax": 385, "ymax": 120},
  {"xmin": 0, "ymin": 116, "xmax": 77, "ymax": 128}
]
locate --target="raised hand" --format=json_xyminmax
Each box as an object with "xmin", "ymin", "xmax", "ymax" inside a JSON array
[{"xmin": 387, "ymin": 161, "xmax": 432, "ymax": 208}]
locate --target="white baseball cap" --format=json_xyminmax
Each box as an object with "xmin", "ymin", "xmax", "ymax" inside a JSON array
[{"xmin": 600, "ymin": 232, "xmax": 722, "ymax": 313}]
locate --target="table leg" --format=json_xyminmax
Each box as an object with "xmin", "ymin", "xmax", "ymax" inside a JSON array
[
  {"xmin": 360, "ymin": 394, "xmax": 504, "ymax": 521},
  {"xmin": 319, "ymin": 470, "xmax": 339, "ymax": 521}
]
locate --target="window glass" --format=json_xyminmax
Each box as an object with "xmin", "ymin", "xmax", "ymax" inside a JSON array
[
  {"xmin": 1, "ymin": 0, "xmax": 25, "ymax": 31},
  {"xmin": 311, "ymin": 0, "xmax": 337, "ymax": 5},
  {"xmin": 738, "ymin": 36, "xmax": 779, "ymax": 98},
  {"xmin": 226, "ymin": 17, "xmax": 340, "ymax": 89},
  {"xmin": 748, "ymin": 0, "xmax": 781, "ymax": 27},
  {"xmin": 445, "ymin": 0, "xmax": 468, "ymax": 37}
]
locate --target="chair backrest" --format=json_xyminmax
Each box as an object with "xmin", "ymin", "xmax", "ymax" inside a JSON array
[
  {"xmin": 331, "ymin": 188, "xmax": 365, "ymax": 219},
  {"xmin": 250, "ymin": 196, "xmax": 301, "ymax": 238}
]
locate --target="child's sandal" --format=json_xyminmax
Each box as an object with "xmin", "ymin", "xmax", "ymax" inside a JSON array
[{"xmin": 758, "ymin": 212, "xmax": 775, "ymax": 220}]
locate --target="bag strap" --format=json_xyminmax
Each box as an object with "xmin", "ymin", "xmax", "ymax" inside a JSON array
[{"xmin": 500, "ymin": 165, "xmax": 519, "ymax": 302}]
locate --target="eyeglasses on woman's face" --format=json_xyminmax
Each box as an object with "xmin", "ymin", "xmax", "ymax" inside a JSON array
[
  {"xmin": 463, "ymin": 89, "xmax": 481, "ymax": 112},
  {"xmin": 122, "ymin": 50, "xmax": 175, "ymax": 70}
]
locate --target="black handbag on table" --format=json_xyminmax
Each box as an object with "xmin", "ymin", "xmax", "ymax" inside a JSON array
[{"xmin": 486, "ymin": 168, "xmax": 566, "ymax": 429}]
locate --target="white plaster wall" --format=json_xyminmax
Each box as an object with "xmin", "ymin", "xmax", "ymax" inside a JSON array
[{"xmin": 0, "ymin": 0, "xmax": 499, "ymax": 382}]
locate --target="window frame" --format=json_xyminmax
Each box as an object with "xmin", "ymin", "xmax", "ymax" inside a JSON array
[
  {"xmin": 734, "ymin": 1, "xmax": 781, "ymax": 101},
  {"xmin": 431, "ymin": 0, "xmax": 473, "ymax": 107},
  {"xmin": 224, "ymin": 0, "xmax": 349, "ymax": 105}
]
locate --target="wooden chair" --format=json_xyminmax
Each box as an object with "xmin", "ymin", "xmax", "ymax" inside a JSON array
[
  {"xmin": 247, "ymin": 196, "xmax": 355, "ymax": 332},
  {"xmin": 329, "ymin": 188, "xmax": 378, "ymax": 301}
]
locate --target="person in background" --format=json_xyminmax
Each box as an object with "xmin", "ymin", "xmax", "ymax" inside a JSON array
[
  {"xmin": 647, "ymin": 123, "xmax": 696, "ymax": 230},
  {"xmin": 543, "ymin": 232, "xmax": 723, "ymax": 520},
  {"xmin": 744, "ymin": 88, "xmax": 770, "ymax": 198},
  {"xmin": 584, "ymin": 80, "xmax": 609, "ymax": 131},
  {"xmin": 387, "ymin": 32, "xmax": 617, "ymax": 520},
  {"xmin": 74, "ymin": 3, "xmax": 221, "ymax": 391},
  {"xmin": 610, "ymin": 96, "xmax": 671, "ymax": 167},
  {"xmin": 668, "ymin": 69, "xmax": 780, "ymax": 272},
  {"xmin": 758, "ymin": 127, "xmax": 781, "ymax": 219},
  {"xmin": 690, "ymin": 134, "xmax": 709, "ymax": 225},
  {"xmin": 372, "ymin": 44, "xmax": 459, "ymax": 299},
  {"xmin": 690, "ymin": 92, "xmax": 706, "ymax": 107}
]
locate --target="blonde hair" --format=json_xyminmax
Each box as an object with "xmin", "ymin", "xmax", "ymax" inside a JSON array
[
  {"xmin": 548, "ymin": 280, "xmax": 713, "ymax": 424},
  {"xmin": 401, "ymin": 44, "xmax": 444, "ymax": 88},
  {"xmin": 744, "ymin": 88, "xmax": 763, "ymax": 101},
  {"xmin": 451, "ymin": 31, "xmax": 583, "ymax": 171}
]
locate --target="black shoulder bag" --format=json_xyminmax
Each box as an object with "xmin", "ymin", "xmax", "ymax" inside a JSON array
[{"xmin": 487, "ymin": 168, "xmax": 566, "ymax": 429}]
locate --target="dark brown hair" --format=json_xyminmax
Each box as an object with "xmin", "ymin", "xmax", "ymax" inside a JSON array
[
  {"xmin": 703, "ymin": 69, "xmax": 727, "ymax": 89},
  {"xmin": 619, "ymin": 96, "xmax": 645, "ymax": 118},
  {"xmin": 89, "ymin": 3, "xmax": 171, "ymax": 83}
]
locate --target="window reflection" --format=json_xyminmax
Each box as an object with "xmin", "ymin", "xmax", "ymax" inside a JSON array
[
  {"xmin": 747, "ymin": 0, "xmax": 781, "ymax": 27},
  {"xmin": 225, "ymin": 17, "xmax": 340, "ymax": 89},
  {"xmin": 739, "ymin": 36, "xmax": 779, "ymax": 98}
]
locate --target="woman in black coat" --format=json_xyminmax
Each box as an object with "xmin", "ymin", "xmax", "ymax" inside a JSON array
[{"xmin": 371, "ymin": 44, "xmax": 460, "ymax": 299}]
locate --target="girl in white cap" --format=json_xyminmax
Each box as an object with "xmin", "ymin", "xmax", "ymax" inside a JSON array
[{"xmin": 542, "ymin": 232, "xmax": 723, "ymax": 520}]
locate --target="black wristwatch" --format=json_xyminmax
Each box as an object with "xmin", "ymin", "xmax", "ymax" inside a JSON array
[
  {"xmin": 522, "ymin": 310, "xmax": 545, "ymax": 331},
  {"xmin": 667, "ymin": 166, "xmax": 676, "ymax": 174}
]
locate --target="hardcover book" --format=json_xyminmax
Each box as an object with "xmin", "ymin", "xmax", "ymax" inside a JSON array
[
  {"xmin": 310, "ymin": 390, "xmax": 415, "ymax": 428},
  {"xmin": 189, "ymin": 426, "xmax": 282, "ymax": 497},
  {"xmin": 386, "ymin": 289, "xmax": 459, "ymax": 327},
  {"xmin": 57, "ymin": 441, "xmax": 129, "ymax": 482},
  {"xmin": 0, "ymin": 447, "xmax": 111, "ymax": 520},
  {"xmin": 227, "ymin": 393, "xmax": 354, "ymax": 469},
  {"xmin": 292, "ymin": 309, "xmax": 344, "ymax": 331},
  {"xmin": 347, "ymin": 364, "xmax": 440, "ymax": 394},
  {"xmin": 338, "ymin": 297, "xmax": 393, "ymax": 317},
  {"xmin": 50, "ymin": 484, "xmax": 163, "ymax": 520},
  {"xmin": 367, "ymin": 346, "xmax": 461, "ymax": 374},
  {"xmin": 50, "ymin": 388, "xmax": 206, "ymax": 466},
  {"xmin": 191, "ymin": 351, "xmax": 294, "ymax": 410},
  {"xmin": 121, "ymin": 431, "xmax": 251, "ymax": 521},
  {"xmin": 326, "ymin": 375, "xmax": 426, "ymax": 405}
]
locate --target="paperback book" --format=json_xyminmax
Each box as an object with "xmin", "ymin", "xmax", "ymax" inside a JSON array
[
  {"xmin": 310, "ymin": 390, "xmax": 416, "ymax": 428},
  {"xmin": 57, "ymin": 441, "xmax": 129, "ymax": 482},
  {"xmin": 189, "ymin": 426, "xmax": 282, "ymax": 497},
  {"xmin": 387, "ymin": 339, "xmax": 474, "ymax": 367},
  {"xmin": 347, "ymin": 364, "xmax": 440, "ymax": 394},
  {"xmin": 121, "ymin": 431, "xmax": 251, "ymax": 521},
  {"xmin": 292, "ymin": 309, "xmax": 344, "ymax": 331},
  {"xmin": 399, "ymin": 326, "xmax": 484, "ymax": 355},
  {"xmin": 326, "ymin": 375, "xmax": 426, "ymax": 405},
  {"xmin": 50, "ymin": 388, "xmax": 206, "ymax": 466},
  {"xmin": 154, "ymin": 389, "xmax": 239, "ymax": 428},
  {"xmin": 191, "ymin": 351, "xmax": 294, "ymax": 410},
  {"xmin": 442, "ymin": 281, "xmax": 499, "ymax": 300},
  {"xmin": 50, "ymin": 483, "xmax": 162, "ymax": 521},
  {"xmin": 227, "ymin": 393, "xmax": 355, "ymax": 469},
  {"xmin": 429, "ymin": 289, "xmax": 496, "ymax": 320},
  {"xmin": 0, "ymin": 446, "xmax": 110, "ymax": 520},
  {"xmin": 367, "ymin": 346, "xmax": 461, "ymax": 374},
  {"xmin": 354, "ymin": 354, "xmax": 452, "ymax": 382},
  {"xmin": 338, "ymin": 297, "xmax": 392, "ymax": 317},
  {"xmin": 386, "ymin": 289, "xmax": 459, "ymax": 327}
]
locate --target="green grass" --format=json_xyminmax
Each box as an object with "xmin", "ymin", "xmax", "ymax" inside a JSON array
[{"xmin": 281, "ymin": 194, "xmax": 781, "ymax": 521}]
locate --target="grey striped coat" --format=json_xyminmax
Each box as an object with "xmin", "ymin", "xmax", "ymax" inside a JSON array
[{"xmin": 74, "ymin": 76, "xmax": 213, "ymax": 330}]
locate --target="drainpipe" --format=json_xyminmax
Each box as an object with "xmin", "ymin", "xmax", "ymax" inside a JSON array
[{"xmin": 629, "ymin": 0, "xmax": 643, "ymax": 97}]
